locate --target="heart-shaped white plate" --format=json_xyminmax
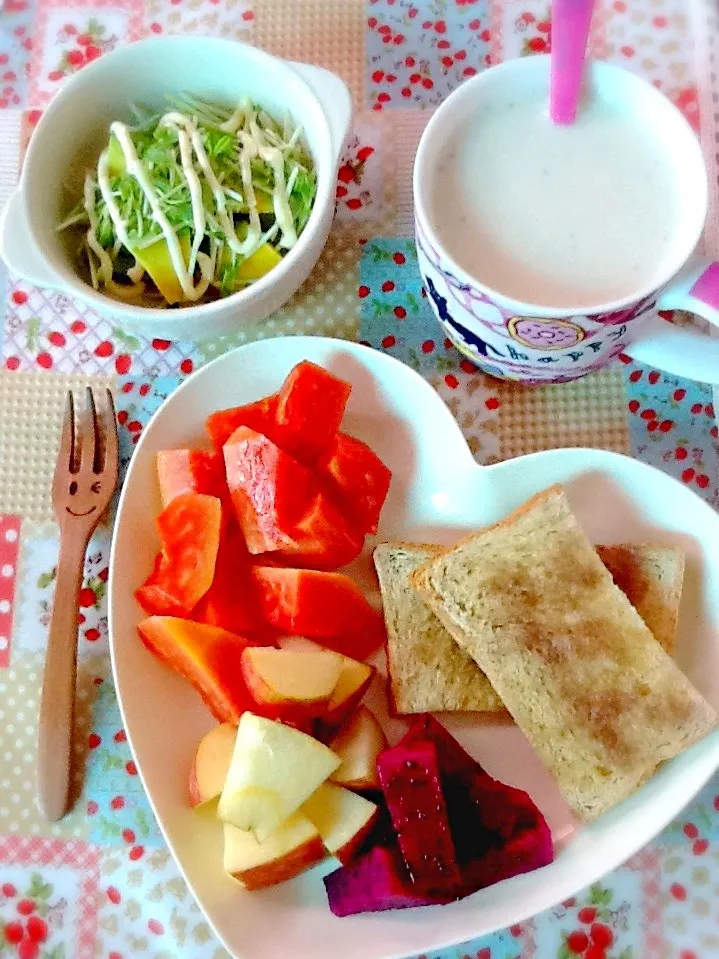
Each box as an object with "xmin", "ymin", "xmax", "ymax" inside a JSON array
[{"xmin": 109, "ymin": 336, "xmax": 719, "ymax": 959}]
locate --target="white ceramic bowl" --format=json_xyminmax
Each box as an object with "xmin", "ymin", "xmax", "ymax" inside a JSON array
[
  {"xmin": 110, "ymin": 336, "xmax": 719, "ymax": 959},
  {"xmin": 0, "ymin": 37, "xmax": 350, "ymax": 340}
]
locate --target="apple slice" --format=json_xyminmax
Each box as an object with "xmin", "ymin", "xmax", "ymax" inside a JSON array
[
  {"xmin": 329, "ymin": 706, "xmax": 387, "ymax": 791},
  {"xmin": 278, "ymin": 637, "xmax": 375, "ymax": 728},
  {"xmin": 241, "ymin": 646, "xmax": 343, "ymax": 721},
  {"xmin": 217, "ymin": 713, "xmax": 341, "ymax": 840},
  {"xmin": 302, "ymin": 782, "xmax": 379, "ymax": 865},
  {"xmin": 324, "ymin": 658, "xmax": 375, "ymax": 728},
  {"xmin": 223, "ymin": 813, "xmax": 326, "ymax": 890},
  {"xmin": 188, "ymin": 722, "xmax": 236, "ymax": 808}
]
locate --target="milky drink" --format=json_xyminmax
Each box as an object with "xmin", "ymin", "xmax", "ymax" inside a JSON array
[{"xmin": 431, "ymin": 84, "xmax": 685, "ymax": 310}]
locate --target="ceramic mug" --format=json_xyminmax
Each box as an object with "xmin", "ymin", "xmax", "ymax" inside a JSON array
[{"xmin": 414, "ymin": 56, "xmax": 719, "ymax": 385}]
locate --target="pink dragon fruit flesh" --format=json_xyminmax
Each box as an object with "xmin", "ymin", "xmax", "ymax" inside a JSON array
[{"xmin": 377, "ymin": 740, "xmax": 461, "ymax": 894}]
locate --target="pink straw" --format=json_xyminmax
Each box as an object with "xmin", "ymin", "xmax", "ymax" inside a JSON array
[{"xmin": 550, "ymin": 0, "xmax": 595, "ymax": 124}]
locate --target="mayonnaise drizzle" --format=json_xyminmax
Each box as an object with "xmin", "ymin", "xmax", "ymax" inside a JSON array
[
  {"xmin": 160, "ymin": 113, "xmax": 206, "ymax": 275},
  {"xmin": 261, "ymin": 146, "xmax": 297, "ymax": 248},
  {"xmin": 99, "ymin": 121, "xmax": 213, "ymax": 302},
  {"xmin": 92, "ymin": 99, "xmax": 306, "ymax": 299},
  {"xmin": 171, "ymin": 113, "xmax": 261, "ymax": 258}
]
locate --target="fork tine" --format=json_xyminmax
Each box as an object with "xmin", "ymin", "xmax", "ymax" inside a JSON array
[
  {"xmin": 54, "ymin": 391, "xmax": 76, "ymax": 478},
  {"xmin": 79, "ymin": 386, "xmax": 99, "ymax": 474},
  {"xmin": 99, "ymin": 389, "xmax": 119, "ymax": 480}
]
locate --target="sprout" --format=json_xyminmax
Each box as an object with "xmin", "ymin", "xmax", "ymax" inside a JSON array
[{"xmin": 58, "ymin": 93, "xmax": 317, "ymax": 305}]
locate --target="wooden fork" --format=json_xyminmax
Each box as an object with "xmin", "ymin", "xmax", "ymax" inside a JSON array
[{"xmin": 37, "ymin": 388, "xmax": 119, "ymax": 821}]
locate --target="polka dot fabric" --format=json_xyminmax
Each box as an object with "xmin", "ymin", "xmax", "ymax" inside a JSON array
[
  {"xmin": 0, "ymin": 2, "xmax": 718, "ymax": 959},
  {"xmin": 0, "ymin": 516, "xmax": 20, "ymax": 668}
]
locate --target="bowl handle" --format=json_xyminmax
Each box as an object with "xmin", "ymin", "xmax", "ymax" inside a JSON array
[
  {"xmin": 289, "ymin": 62, "xmax": 352, "ymax": 161},
  {"xmin": 0, "ymin": 190, "xmax": 61, "ymax": 290}
]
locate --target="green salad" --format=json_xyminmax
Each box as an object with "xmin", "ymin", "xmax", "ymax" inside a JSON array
[{"xmin": 58, "ymin": 95, "xmax": 317, "ymax": 306}]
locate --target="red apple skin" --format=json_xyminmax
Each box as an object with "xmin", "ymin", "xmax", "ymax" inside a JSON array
[
  {"xmin": 188, "ymin": 762, "xmax": 202, "ymax": 807},
  {"xmin": 240, "ymin": 656, "xmax": 287, "ymax": 712},
  {"xmin": 334, "ymin": 806, "xmax": 380, "ymax": 865},
  {"xmin": 283, "ymin": 716, "xmax": 319, "ymax": 737},
  {"xmin": 276, "ymin": 638, "xmax": 376, "ymax": 734},
  {"xmin": 228, "ymin": 835, "xmax": 327, "ymax": 891}
]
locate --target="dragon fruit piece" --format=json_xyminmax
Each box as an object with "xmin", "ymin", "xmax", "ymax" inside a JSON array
[
  {"xmin": 461, "ymin": 810, "xmax": 554, "ymax": 890},
  {"xmin": 463, "ymin": 774, "xmax": 540, "ymax": 840},
  {"xmin": 448, "ymin": 766, "xmax": 553, "ymax": 886},
  {"xmin": 398, "ymin": 719, "xmax": 554, "ymax": 893},
  {"xmin": 325, "ymin": 718, "xmax": 554, "ymax": 917},
  {"xmin": 324, "ymin": 844, "xmax": 460, "ymax": 917},
  {"xmin": 377, "ymin": 740, "xmax": 461, "ymax": 893},
  {"xmin": 399, "ymin": 714, "xmax": 488, "ymax": 781}
]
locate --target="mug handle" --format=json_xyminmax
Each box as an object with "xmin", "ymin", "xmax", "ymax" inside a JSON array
[
  {"xmin": 288, "ymin": 62, "xmax": 352, "ymax": 161},
  {"xmin": 626, "ymin": 255, "xmax": 719, "ymax": 383},
  {"xmin": 0, "ymin": 189, "xmax": 61, "ymax": 290}
]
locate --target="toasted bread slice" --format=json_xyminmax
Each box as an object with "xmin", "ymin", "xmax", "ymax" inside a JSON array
[
  {"xmin": 596, "ymin": 544, "xmax": 684, "ymax": 655},
  {"xmin": 374, "ymin": 543, "xmax": 503, "ymax": 713},
  {"xmin": 375, "ymin": 540, "xmax": 685, "ymax": 715},
  {"xmin": 411, "ymin": 486, "xmax": 717, "ymax": 822}
]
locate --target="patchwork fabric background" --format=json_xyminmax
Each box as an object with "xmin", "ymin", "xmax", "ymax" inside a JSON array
[{"xmin": 0, "ymin": 1, "xmax": 718, "ymax": 957}]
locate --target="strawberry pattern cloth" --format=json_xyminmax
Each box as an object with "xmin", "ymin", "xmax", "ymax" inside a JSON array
[{"xmin": 0, "ymin": 2, "xmax": 718, "ymax": 959}]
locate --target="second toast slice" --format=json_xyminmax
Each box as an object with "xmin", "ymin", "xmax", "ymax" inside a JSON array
[
  {"xmin": 375, "ymin": 541, "xmax": 684, "ymax": 715},
  {"xmin": 411, "ymin": 486, "xmax": 717, "ymax": 822}
]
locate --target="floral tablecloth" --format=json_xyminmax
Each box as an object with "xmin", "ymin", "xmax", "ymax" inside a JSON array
[{"xmin": 1, "ymin": 1, "xmax": 719, "ymax": 958}]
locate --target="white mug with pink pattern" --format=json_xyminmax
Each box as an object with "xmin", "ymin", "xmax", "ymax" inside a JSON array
[{"xmin": 414, "ymin": 56, "xmax": 719, "ymax": 385}]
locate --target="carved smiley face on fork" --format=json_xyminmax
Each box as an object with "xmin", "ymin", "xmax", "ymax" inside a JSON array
[
  {"xmin": 65, "ymin": 478, "xmax": 103, "ymax": 517},
  {"xmin": 53, "ymin": 387, "xmax": 118, "ymax": 530}
]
